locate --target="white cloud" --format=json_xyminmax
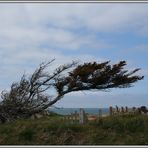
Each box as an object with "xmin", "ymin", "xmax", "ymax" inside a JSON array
[
  {"xmin": 1, "ymin": 4, "xmax": 148, "ymax": 34},
  {"xmin": 23, "ymin": 4, "xmax": 148, "ymax": 34}
]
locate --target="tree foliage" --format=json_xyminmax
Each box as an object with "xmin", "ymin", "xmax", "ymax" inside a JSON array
[{"xmin": 0, "ymin": 59, "xmax": 144, "ymax": 122}]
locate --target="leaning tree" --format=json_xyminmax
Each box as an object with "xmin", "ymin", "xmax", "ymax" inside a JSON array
[{"xmin": 0, "ymin": 59, "xmax": 144, "ymax": 122}]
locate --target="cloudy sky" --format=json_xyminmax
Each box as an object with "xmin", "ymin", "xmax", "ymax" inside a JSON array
[{"xmin": 0, "ymin": 3, "xmax": 148, "ymax": 108}]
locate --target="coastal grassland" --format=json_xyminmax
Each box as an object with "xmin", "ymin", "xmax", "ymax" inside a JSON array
[{"xmin": 0, "ymin": 114, "xmax": 148, "ymax": 145}]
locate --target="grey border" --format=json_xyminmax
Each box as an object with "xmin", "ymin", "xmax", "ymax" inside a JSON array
[
  {"xmin": 0, "ymin": 0, "xmax": 148, "ymax": 2},
  {"xmin": 0, "ymin": 1, "xmax": 147, "ymax": 148}
]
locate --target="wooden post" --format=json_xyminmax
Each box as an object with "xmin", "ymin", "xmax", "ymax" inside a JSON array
[
  {"xmin": 121, "ymin": 107, "xmax": 124, "ymax": 114},
  {"xmin": 99, "ymin": 108, "xmax": 102, "ymax": 118},
  {"xmin": 79, "ymin": 108, "xmax": 86, "ymax": 124},
  {"xmin": 125, "ymin": 106, "xmax": 128, "ymax": 113},
  {"xmin": 116, "ymin": 106, "xmax": 119, "ymax": 113},
  {"xmin": 109, "ymin": 106, "xmax": 113, "ymax": 116},
  {"xmin": 132, "ymin": 107, "xmax": 136, "ymax": 114}
]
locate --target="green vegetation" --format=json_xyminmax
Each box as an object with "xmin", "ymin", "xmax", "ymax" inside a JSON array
[{"xmin": 0, "ymin": 114, "xmax": 148, "ymax": 145}]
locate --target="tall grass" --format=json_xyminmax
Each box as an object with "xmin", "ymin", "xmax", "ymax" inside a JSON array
[{"xmin": 0, "ymin": 114, "xmax": 148, "ymax": 145}]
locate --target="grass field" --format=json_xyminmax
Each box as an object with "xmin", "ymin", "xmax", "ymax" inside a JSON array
[{"xmin": 0, "ymin": 113, "xmax": 148, "ymax": 145}]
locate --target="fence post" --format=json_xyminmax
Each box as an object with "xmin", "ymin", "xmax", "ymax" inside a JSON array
[
  {"xmin": 109, "ymin": 106, "xmax": 113, "ymax": 116},
  {"xmin": 79, "ymin": 108, "xmax": 86, "ymax": 124},
  {"xmin": 125, "ymin": 106, "xmax": 128, "ymax": 113},
  {"xmin": 132, "ymin": 107, "xmax": 136, "ymax": 114},
  {"xmin": 116, "ymin": 105, "xmax": 119, "ymax": 113},
  {"xmin": 121, "ymin": 107, "xmax": 124, "ymax": 114},
  {"xmin": 99, "ymin": 108, "xmax": 102, "ymax": 118}
]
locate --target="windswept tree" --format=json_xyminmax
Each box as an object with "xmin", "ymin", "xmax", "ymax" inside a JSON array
[{"xmin": 0, "ymin": 59, "xmax": 144, "ymax": 122}]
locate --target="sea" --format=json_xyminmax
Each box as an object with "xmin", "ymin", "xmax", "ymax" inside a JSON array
[{"xmin": 48, "ymin": 107, "xmax": 109, "ymax": 116}]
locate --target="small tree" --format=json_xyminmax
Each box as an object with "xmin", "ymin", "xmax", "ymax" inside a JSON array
[{"xmin": 0, "ymin": 59, "xmax": 144, "ymax": 122}]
